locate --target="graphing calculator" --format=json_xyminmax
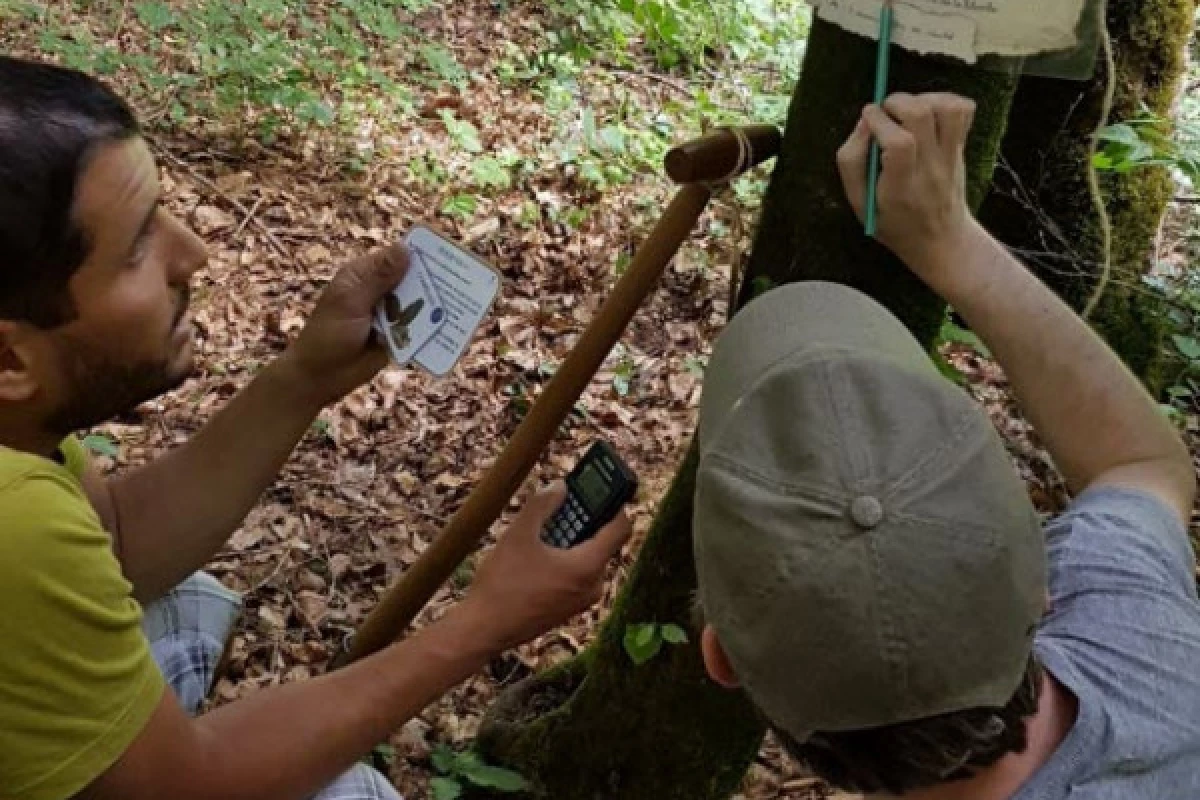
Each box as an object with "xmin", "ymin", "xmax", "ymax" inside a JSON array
[{"xmin": 541, "ymin": 441, "xmax": 639, "ymax": 549}]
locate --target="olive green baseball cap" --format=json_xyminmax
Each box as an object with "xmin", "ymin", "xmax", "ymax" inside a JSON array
[{"xmin": 693, "ymin": 282, "xmax": 1046, "ymax": 741}]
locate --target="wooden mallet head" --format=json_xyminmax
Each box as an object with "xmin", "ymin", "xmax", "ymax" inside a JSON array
[{"xmin": 665, "ymin": 125, "xmax": 782, "ymax": 185}]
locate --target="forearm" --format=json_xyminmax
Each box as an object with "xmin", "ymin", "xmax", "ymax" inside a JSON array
[
  {"xmin": 90, "ymin": 604, "xmax": 495, "ymax": 800},
  {"xmin": 110, "ymin": 354, "xmax": 326, "ymax": 602},
  {"xmin": 920, "ymin": 220, "xmax": 1194, "ymax": 510},
  {"xmin": 196, "ymin": 608, "xmax": 490, "ymax": 799}
]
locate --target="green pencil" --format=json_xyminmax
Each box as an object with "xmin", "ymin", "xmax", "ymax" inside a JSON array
[{"xmin": 865, "ymin": 0, "xmax": 894, "ymax": 238}]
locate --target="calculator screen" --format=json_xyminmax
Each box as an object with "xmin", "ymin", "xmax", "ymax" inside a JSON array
[{"xmin": 575, "ymin": 463, "xmax": 611, "ymax": 512}]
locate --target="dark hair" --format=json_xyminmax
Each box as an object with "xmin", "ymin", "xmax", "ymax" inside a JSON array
[
  {"xmin": 772, "ymin": 655, "xmax": 1043, "ymax": 795},
  {"xmin": 0, "ymin": 56, "xmax": 140, "ymax": 328},
  {"xmin": 690, "ymin": 596, "xmax": 1042, "ymax": 794}
]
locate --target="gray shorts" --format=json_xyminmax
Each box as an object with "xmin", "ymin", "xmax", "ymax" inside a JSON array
[{"xmin": 142, "ymin": 573, "xmax": 402, "ymax": 800}]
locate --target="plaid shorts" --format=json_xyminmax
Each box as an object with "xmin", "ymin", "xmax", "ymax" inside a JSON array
[{"xmin": 143, "ymin": 572, "xmax": 402, "ymax": 800}]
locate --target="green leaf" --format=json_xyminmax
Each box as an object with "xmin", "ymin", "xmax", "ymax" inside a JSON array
[
  {"xmin": 1096, "ymin": 123, "xmax": 1142, "ymax": 147},
  {"xmin": 684, "ymin": 355, "xmax": 707, "ymax": 377},
  {"xmin": 420, "ymin": 44, "xmax": 467, "ymax": 87},
  {"xmin": 938, "ymin": 317, "xmax": 991, "ymax": 358},
  {"xmin": 471, "ymin": 157, "xmax": 512, "ymax": 190},
  {"xmin": 623, "ymin": 623, "xmax": 663, "ymax": 665},
  {"xmin": 430, "ymin": 776, "xmax": 463, "ymax": 800},
  {"xmin": 83, "ymin": 433, "xmax": 120, "ymax": 458},
  {"xmin": 661, "ymin": 623, "xmax": 689, "ymax": 644},
  {"xmin": 440, "ymin": 111, "xmax": 483, "ymax": 153},
  {"xmin": 441, "ymin": 194, "xmax": 478, "ymax": 220},
  {"xmin": 371, "ymin": 743, "xmax": 397, "ymax": 765},
  {"xmin": 135, "ymin": 0, "xmax": 176, "ymax": 31},
  {"xmin": 431, "ymin": 744, "xmax": 456, "ymax": 775},
  {"xmin": 459, "ymin": 763, "xmax": 529, "ymax": 792},
  {"xmin": 933, "ymin": 353, "xmax": 967, "ymax": 387},
  {"xmin": 1173, "ymin": 334, "xmax": 1200, "ymax": 361},
  {"xmin": 634, "ymin": 623, "xmax": 656, "ymax": 647},
  {"xmin": 452, "ymin": 750, "xmax": 485, "ymax": 773}
]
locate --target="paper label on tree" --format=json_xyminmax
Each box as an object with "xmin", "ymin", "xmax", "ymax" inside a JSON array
[
  {"xmin": 812, "ymin": 0, "xmax": 1088, "ymax": 63},
  {"xmin": 817, "ymin": 0, "xmax": 977, "ymax": 62}
]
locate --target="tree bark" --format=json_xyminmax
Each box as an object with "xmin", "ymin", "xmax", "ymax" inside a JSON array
[
  {"xmin": 978, "ymin": 0, "xmax": 1196, "ymax": 391},
  {"xmin": 475, "ymin": 19, "xmax": 1018, "ymax": 800}
]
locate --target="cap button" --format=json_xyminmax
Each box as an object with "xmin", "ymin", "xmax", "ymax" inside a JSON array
[{"xmin": 850, "ymin": 495, "xmax": 884, "ymax": 530}]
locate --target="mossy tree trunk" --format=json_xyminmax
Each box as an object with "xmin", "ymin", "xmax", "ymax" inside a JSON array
[
  {"xmin": 475, "ymin": 19, "xmax": 1017, "ymax": 800},
  {"xmin": 978, "ymin": 0, "xmax": 1196, "ymax": 391}
]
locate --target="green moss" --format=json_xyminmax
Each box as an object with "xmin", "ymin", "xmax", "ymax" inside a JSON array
[{"xmin": 476, "ymin": 20, "xmax": 1018, "ymax": 800}]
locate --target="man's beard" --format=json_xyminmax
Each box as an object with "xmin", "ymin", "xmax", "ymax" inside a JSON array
[
  {"xmin": 46, "ymin": 298, "xmax": 192, "ymax": 435},
  {"xmin": 45, "ymin": 347, "xmax": 189, "ymax": 436}
]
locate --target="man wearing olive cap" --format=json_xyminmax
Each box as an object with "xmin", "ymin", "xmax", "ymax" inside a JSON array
[{"xmin": 694, "ymin": 92, "xmax": 1200, "ymax": 798}]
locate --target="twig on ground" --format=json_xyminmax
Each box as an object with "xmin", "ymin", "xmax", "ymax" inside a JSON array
[
  {"xmin": 150, "ymin": 140, "xmax": 289, "ymax": 258},
  {"xmin": 233, "ymin": 195, "xmax": 267, "ymax": 238},
  {"xmin": 609, "ymin": 68, "xmax": 695, "ymax": 98}
]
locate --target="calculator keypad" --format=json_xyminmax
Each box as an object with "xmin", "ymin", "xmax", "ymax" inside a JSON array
[{"xmin": 541, "ymin": 495, "xmax": 591, "ymax": 548}]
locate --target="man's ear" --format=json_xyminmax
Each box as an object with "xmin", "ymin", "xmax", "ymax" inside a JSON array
[
  {"xmin": 701, "ymin": 625, "xmax": 741, "ymax": 689},
  {"xmin": 0, "ymin": 321, "xmax": 43, "ymax": 403}
]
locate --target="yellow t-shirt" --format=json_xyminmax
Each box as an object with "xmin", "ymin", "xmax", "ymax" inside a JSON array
[{"xmin": 0, "ymin": 439, "xmax": 164, "ymax": 800}]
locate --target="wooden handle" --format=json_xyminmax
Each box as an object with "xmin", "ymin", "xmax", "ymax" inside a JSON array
[
  {"xmin": 340, "ymin": 183, "xmax": 714, "ymax": 665},
  {"xmin": 664, "ymin": 125, "xmax": 782, "ymax": 185}
]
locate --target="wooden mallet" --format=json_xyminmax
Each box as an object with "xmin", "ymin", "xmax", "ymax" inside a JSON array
[{"xmin": 337, "ymin": 124, "xmax": 782, "ymax": 666}]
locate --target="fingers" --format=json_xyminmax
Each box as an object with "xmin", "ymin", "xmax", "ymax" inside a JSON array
[
  {"xmin": 928, "ymin": 92, "xmax": 977, "ymax": 160},
  {"xmin": 575, "ymin": 508, "xmax": 633, "ymax": 561},
  {"xmin": 883, "ymin": 93, "xmax": 938, "ymax": 152},
  {"xmin": 862, "ymin": 104, "xmax": 917, "ymax": 177},
  {"xmin": 836, "ymin": 116, "xmax": 872, "ymax": 216}
]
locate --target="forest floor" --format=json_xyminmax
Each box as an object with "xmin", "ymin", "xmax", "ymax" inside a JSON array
[{"xmin": 2, "ymin": 1, "xmax": 1198, "ymax": 798}]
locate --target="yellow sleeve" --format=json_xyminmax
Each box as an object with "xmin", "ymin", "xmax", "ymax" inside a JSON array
[
  {"xmin": 0, "ymin": 467, "xmax": 164, "ymax": 800},
  {"xmin": 57, "ymin": 435, "xmax": 92, "ymax": 482}
]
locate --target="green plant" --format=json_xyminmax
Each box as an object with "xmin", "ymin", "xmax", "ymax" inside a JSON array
[
  {"xmin": 441, "ymin": 194, "xmax": 479, "ymax": 220},
  {"xmin": 471, "ymin": 157, "xmax": 512, "ymax": 190},
  {"xmin": 420, "ymin": 43, "xmax": 468, "ymax": 89},
  {"xmin": 623, "ymin": 622, "xmax": 689, "ymax": 665},
  {"xmin": 441, "ymin": 110, "xmax": 484, "ymax": 154},
  {"xmin": 430, "ymin": 744, "xmax": 528, "ymax": 800},
  {"xmin": 1094, "ymin": 111, "xmax": 1200, "ymax": 185},
  {"xmin": 409, "ymin": 154, "xmax": 450, "ymax": 188},
  {"xmin": 684, "ymin": 354, "xmax": 708, "ymax": 377},
  {"xmin": 611, "ymin": 346, "xmax": 638, "ymax": 397},
  {"xmin": 937, "ymin": 312, "xmax": 991, "ymax": 358},
  {"xmin": 19, "ymin": 0, "xmax": 443, "ymax": 143}
]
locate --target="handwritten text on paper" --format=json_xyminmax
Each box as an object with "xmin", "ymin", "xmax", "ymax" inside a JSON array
[{"xmin": 813, "ymin": 0, "xmax": 1089, "ymax": 62}]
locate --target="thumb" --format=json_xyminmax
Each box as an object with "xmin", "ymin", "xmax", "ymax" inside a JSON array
[
  {"xmin": 521, "ymin": 482, "xmax": 569, "ymax": 527},
  {"xmin": 337, "ymin": 242, "xmax": 410, "ymax": 311}
]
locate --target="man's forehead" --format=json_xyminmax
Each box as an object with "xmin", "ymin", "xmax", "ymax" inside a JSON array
[{"xmin": 74, "ymin": 137, "xmax": 159, "ymax": 230}]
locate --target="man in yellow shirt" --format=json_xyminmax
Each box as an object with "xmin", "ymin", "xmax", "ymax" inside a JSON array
[{"xmin": 0, "ymin": 56, "xmax": 630, "ymax": 800}]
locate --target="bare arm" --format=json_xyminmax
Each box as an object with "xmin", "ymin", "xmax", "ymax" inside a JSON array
[
  {"xmin": 837, "ymin": 93, "xmax": 1195, "ymax": 520},
  {"xmin": 98, "ymin": 245, "xmax": 408, "ymax": 603},
  {"xmin": 82, "ymin": 486, "xmax": 631, "ymax": 800},
  {"xmin": 82, "ymin": 604, "xmax": 492, "ymax": 800}
]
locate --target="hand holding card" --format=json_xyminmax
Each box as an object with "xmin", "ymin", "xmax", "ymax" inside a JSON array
[{"xmin": 373, "ymin": 226, "xmax": 502, "ymax": 376}]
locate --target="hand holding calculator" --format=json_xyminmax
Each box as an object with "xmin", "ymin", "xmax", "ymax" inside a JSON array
[{"xmin": 541, "ymin": 441, "xmax": 639, "ymax": 549}]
